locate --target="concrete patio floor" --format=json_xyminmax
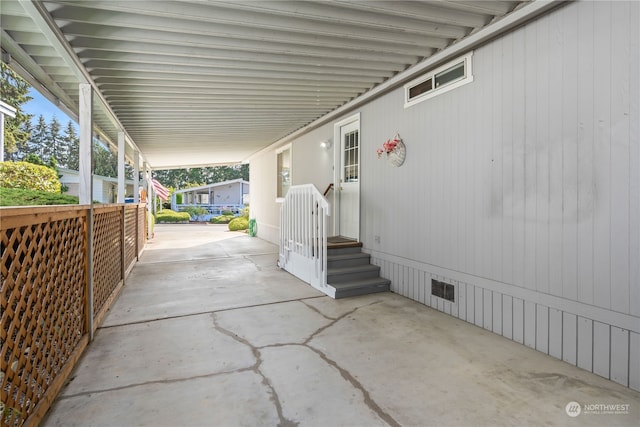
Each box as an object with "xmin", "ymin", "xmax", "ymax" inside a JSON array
[{"xmin": 43, "ymin": 224, "xmax": 639, "ymax": 427}]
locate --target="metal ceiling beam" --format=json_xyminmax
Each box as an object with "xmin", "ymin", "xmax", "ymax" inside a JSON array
[
  {"xmin": 68, "ymin": 36, "xmax": 422, "ymax": 65},
  {"xmin": 331, "ymin": 0, "xmax": 494, "ymax": 27},
  {"xmin": 245, "ymin": 0, "xmax": 564, "ymax": 162},
  {"xmin": 73, "ymin": 47, "xmax": 403, "ymax": 72},
  {"xmin": 60, "ymin": 21, "xmax": 444, "ymax": 56},
  {"xmin": 82, "ymin": 60, "xmax": 395, "ymax": 79},
  {"xmin": 52, "ymin": 1, "xmax": 461, "ymax": 44}
]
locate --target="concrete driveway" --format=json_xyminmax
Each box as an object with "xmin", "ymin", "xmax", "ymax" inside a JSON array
[{"xmin": 43, "ymin": 224, "xmax": 640, "ymax": 426}]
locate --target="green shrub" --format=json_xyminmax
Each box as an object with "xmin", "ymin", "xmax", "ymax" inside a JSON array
[
  {"xmin": 221, "ymin": 210, "xmax": 234, "ymax": 215},
  {"xmin": 155, "ymin": 209, "xmax": 190, "ymax": 223},
  {"xmin": 210, "ymin": 214, "xmax": 235, "ymax": 224},
  {"xmin": 0, "ymin": 161, "xmax": 61, "ymax": 193},
  {"xmin": 182, "ymin": 206, "xmax": 209, "ymax": 221},
  {"xmin": 0, "ymin": 187, "xmax": 78, "ymax": 206},
  {"xmin": 228, "ymin": 216, "xmax": 249, "ymax": 231}
]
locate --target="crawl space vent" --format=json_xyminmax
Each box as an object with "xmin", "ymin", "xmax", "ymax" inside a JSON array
[{"xmin": 431, "ymin": 279, "xmax": 455, "ymax": 302}]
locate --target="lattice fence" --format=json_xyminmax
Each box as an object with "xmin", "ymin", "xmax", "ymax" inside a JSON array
[
  {"xmin": 1, "ymin": 204, "xmax": 148, "ymax": 426},
  {"xmin": 93, "ymin": 207, "xmax": 124, "ymax": 320},
  {"xmin": 1, "ymin": 208, "xmax": 87, "ymax": 427},
  {"xmin": 124, "ymin": 207, "xmax": 138, "ymax": 271},
  {"xmin": 138, "ymin": 206, "xmax": 147, "ymax": 255}
]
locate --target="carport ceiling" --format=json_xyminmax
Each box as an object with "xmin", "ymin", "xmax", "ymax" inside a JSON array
[{"xmin": 1, "ymin": 0, "xmax": 524, "ymax": 169}]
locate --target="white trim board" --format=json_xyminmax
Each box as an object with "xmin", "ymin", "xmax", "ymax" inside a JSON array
[{"xmin": 366, "ymin": 248, "xmax": 640, "ymax": 334}]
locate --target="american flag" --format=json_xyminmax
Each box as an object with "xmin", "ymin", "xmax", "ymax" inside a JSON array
[{"xmin": 152, "ymin": 179, "xmax": 170, "ymax": 201}]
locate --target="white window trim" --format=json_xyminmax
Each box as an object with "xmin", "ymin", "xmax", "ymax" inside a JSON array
[
  {"xmin": 403, "ymin": 51, "xmax": 474, "ymax": 108},
  {"xmin": 275, "ymin": 143, "xmax": 292, "ymax": 203}
]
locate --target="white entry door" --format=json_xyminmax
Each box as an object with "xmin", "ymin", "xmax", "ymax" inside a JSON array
[{"xmin": 337, "ymin": 118, "xmax": 360, "ymax": 240}]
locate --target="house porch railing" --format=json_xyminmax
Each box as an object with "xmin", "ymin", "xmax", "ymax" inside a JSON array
[
  {"xmin": 279, "ymin": 184, "xmax": 330, "ymax": 293},
  {"xmin": 174, "ymin": 203, "xmax": 245, "ymax": 216},
  {"xmin": 0, "ymin": 203, "xmax": 147, "ymax": 427}
]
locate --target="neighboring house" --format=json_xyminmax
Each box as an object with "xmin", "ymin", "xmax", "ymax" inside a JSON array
[
  {"xmin": 171, "ymin": 179, "xmax": 249, "ymax": 216},
  {"xmin": 59, "ymin": 168, "xmax": 135, "ymax": 204},
  {"xmin": 250, "ymin": 1, "xmax": 639, "ymax": 391}
]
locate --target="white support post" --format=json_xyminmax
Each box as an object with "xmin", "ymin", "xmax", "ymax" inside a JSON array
[
  {"xmin": 149, "ymin": 168, "xmax": 155, "ymax": 216},
  {"xmin": 78, "ymin": 83, "xmax": 95, "ymax": 339},
  {"xmin": 79, "ymin": 84, "xmax": 93, "ymax": 205},
  {"xmin": 117, "ymin": 131, "xmax": 125, "ymax": 203},
  {"xmin": 133, "ymin": 151, "xmax": 140, "ymax": 203},
  {"xmin": 0, "ymin": 112, "xmax": 5, "ymax": 163},
  {"xmin": 0, "ymin": 101, "xmax": 17, "ymax": 163},
  {"xmin": 142, "ymin": 161, "xmax": 148, "ymax": 205},
  {"xmin": 149, "ymin": 168, "xmax": 154, "ymax": 237},
  {"xmin": 144, "ymin": 164, "xmax": 153, "ymax": 238}
]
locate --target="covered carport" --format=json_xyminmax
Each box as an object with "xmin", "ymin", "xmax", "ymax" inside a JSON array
[{"xmin": 4, "ymin": 2, "xmax": 639, "ymax": 426}]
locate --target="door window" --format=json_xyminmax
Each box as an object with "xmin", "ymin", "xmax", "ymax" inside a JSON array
[{"xmin": 343, "ymin": 130, "xmax": 359, "ymax": 183}]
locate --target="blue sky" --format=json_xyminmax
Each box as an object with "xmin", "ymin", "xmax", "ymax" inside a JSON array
[{"xmin": 24, "ymin": 88, "xmax": 76, "ymax": 126}]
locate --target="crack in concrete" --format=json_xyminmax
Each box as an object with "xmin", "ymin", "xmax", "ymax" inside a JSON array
[
  {"xmin": 211, "ymin": 313, "xmax": 299, "ymax": 427},
  {"xmin": 299, "ymin": 299, "xmax": 337, "ymax": 320},
  {"xmin": 302, "ymin": 299, "xmax": 384, "ymax": 345},
  {"xmin": 98, "ymin": 295, "xmax": 326, "ymax": 330},
  {"xmin": 87, "ymin": 296, "xmax": 392, "ymax": 426},
  {"xmin": 56, "ymin": 367, "xmax": 254, "ymax": 401},
  {"xmin": 242, "ymin": 253, "xmax": 280, "ymax": 271},
  {"xmin": 250, "ymin": 299, "xmax": 398, "ymax": 427},
  {"xmin": 300, "ymin": 299, "xmax": 398, "ymax": 427},
  {"xmin": 306, "ymin": 345, "xmax": 401, "ymax": 427}
]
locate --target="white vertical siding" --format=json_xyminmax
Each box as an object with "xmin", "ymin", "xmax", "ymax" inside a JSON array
[
  {"xmin": 630, "ymin": 0, "xmax": 640, "ymax": 320},
  {"xmin": 549, "ymin": 309, "xmax": 563, "ymax": 360},
  {"xmin": 502, "ymin": 295, "xmax": 513, "ymax": 340},
  {"xmin": 609, "ymin": 1, "xmax": 632, "ymax": 315},
  {"xmin": 364, "ymin": 0, "xmax": 639, "ymax": 391},
  {"xmin": 536, "ymin": 305, "xmax": 549, "ymax": 354},
  {"xmin": 630, "ymin": 333, "xmax": 640, "ymax": 391},
  {"xmin": 364, "ymin": 0, "xmax": 637, "ymax": 314},
  {"xmin": 592, "ymin": 1, "xmax": 612, "ymax": 311},
  {"xmin": 250, "ymin": 0, "xmax": 639, "ymax": 391},
  {"xmin": 577, "ymin": 316, "xmax": 593, "ymax": 372},
  {"xmin": 593, "ymin": 322, "xmax": 611, "ymax": 379},
  {"xmin": 611, "ymin": 327, "xmax": 629, "ymax": 387},
  {"xmin": 513, "ymin": 298, "xmax": 524, "ymax": 345},
  {"xmin": 561, "ymin": 312, "xmax": 576, "ymax": 365}
]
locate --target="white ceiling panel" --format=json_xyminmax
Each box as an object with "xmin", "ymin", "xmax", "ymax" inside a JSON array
[{"xmin": 1, "ymin": 0, "xmax": 526, "ymax": 169}]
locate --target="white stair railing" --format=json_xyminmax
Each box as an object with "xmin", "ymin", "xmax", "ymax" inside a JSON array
[{"xmin": 279, "ymin": 184, "xmax": 330, "ymax": 292}]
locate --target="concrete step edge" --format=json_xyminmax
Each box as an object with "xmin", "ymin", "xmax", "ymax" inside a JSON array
[{"xmin": 328, "ymin": 278, "xmax": 391, "ymax": 290}]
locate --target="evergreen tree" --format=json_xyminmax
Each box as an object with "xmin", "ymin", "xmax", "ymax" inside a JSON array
[
  {"xmin": 93, "ymin": 142, "xmax": 117, "ymax": 177},
  {"xmin": 1, "ymin": 62, "xmax": 33, "ymax": 159},
  {"xmin": 64, "ymin": 121, "xmax": 79, "ymax": 170},
  {"xmin": 46, "ymin": 116, "xmax": 65, "ymax": 165},
  {"xmin": 152, "ymin": 164, "xmax": 249, "ymax": 189},
  {"xmin": 14, "ymin": 120, "xmax": 34, "ymax": 160},
  {"xmin": 29, "ymin": 115, "xmax": 48, "ymax": 159}
]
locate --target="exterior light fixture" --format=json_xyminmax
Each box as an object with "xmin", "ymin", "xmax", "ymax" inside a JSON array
[{"xmin": 320, "ymin": 139, "xmax": 332, "ymax": 149}]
